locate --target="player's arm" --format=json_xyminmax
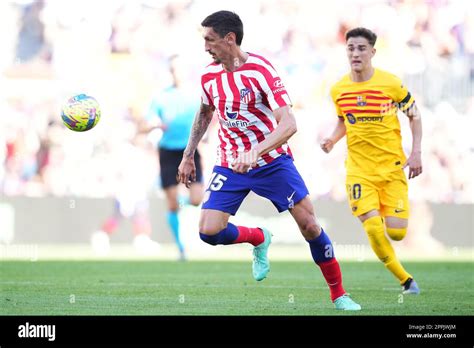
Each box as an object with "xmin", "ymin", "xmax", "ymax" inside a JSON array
[
  {"xmin": 177, "ymin": 102, "xmax": 214, "ymax": 187},
  {"xmin": 232, "ymin": 105, "xmax": 297, "ymax": 174},
  {"xmin": 403, "ymin": 104, "xmax": 422, "ymax": 179},
  {"xmin": 320, "ymin": 117, "xmax": 346, "ymax": 153},
  {"xmin": 391, "ymin": 77, "xmax": 422, "ymax": 179},
  {"xmin": 233, "ymin": 64, "xmax": 296, "ymax": 173},
  {"xmin": 255, "ymin": 105, "xmax": 297, "ymax": 156}
]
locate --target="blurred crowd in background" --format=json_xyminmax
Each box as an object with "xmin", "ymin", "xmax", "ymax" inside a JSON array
[{"xmin": 0, "ymin": 0, "xmax": 472, "ymax": 204}]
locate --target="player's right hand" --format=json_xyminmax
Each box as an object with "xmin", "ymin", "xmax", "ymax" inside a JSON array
[
  {"xmin": 320, "ymin": 138, "xmax": 334, "ymax": 153},
  {"xmin": 177, "ymin": 155, "xmax": 196, "ymax": 188},
  {"xmin": 232, "ymin": 149, "xmax": 258, "ymax": 174}
]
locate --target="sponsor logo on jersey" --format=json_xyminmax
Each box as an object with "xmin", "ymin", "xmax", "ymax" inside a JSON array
[
  {"xmin": 394, "ymin": 208, "xmax": 405, "ymax": 213},
  {"xmin": 356, "ymin": 116, "xmax": 384, "ymax": 122},
  {"xmin": 240, "ymin": 88, "xmax": 252, "ymax": 104},
  {"xmin": 272, "ymin": 79, "xmax": 286, "ymax": 94},
  {"xmin": 217, "ymin": 107, "xmax": 249, "ymax": 128},
  {"xmin": 220, "ymin": 119, "xmax": 250, "ymax": 128},
  {"xmin": 346, "ymin": 113, "xmax": 385, "ymax": 124},
  {"xmin": 225, "ymin": 106, "xmax": 238, "ymax": 120},
  {"xmin": 273, "ymin": 79, "xmax": 283, "ymax": 88},
  {"xmin": 346, "ymin": 113, "xmax": 357, "ymax": 124},
  {"xmin": 356, "ymin": 95, "xmax": 367, "ymax": 106}
]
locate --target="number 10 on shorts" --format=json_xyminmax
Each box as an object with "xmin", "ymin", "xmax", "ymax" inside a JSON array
[
  {"xmin": 207, "ymin": 172, "xmax": 228, "ymax": 191},
  {"xmin": 347, "ymin": 183, "xmax": 362, "ymax": 200}
]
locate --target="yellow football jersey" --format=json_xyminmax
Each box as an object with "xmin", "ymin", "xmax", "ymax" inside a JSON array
[{"xmin": 330, "ymin": 68, "xmax": 415, "ymax": 176}]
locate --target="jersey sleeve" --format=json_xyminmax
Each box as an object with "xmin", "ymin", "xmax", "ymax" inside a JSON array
[
  {"xmin": 200, "ymin": 75, "xmax": 213, "ymax": 107},
  {"xmin": 330, "ymin": 85, "xmax": 343, "ymax": 118},
  {"xmin": 201, "ymin": 84, "xmax": 212, "ymax": 106},
  {"xmin": 388, "ymin": 75, "xmax": 415, "ymax": 112},
  {"xmin": 257, "ymin": 63, "xmax": 292, "ymax": 111}
]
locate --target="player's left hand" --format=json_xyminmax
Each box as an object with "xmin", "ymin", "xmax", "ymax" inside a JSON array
[
  {"xmin": 232, "ymin": 149, "xmax": 258, "ymax": 174},
  {"xmin": 403, "ymin": 151, "xmax": 422, "ymax": 179}
]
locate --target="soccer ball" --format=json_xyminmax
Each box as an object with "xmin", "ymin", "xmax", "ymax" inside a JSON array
[{"xmin": 61, "ymin": 94, "xmax": 101, "ymax": 132}]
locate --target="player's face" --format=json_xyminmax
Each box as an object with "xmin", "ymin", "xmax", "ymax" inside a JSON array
[
  {"xmin": 346, "ymin": 37, "xmax": 375, "ymax": 73},
  {"xmin": 202, "ymin": 27, "xmax": 229, "ymax": 64}
]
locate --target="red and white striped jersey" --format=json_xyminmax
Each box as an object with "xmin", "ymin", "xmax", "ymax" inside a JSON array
[{"xmin": 201, "ymin": 53, "xmax": 293, "ymax": 168}]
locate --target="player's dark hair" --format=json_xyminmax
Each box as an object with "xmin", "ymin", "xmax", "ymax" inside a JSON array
[
  {"xmin": 201, "ymin": 10, "xmax": 244, "ymax": 46},
  {"xmin": 345, "ymin": 27, "xmax": 377, "ymax": 46}
]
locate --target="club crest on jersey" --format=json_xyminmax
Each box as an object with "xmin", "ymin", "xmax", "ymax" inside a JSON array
[
  {"xmin": 356, "ymin": 95, "xmax": 367, "ymax": 106},
  {"xmin": 225, "ymin": 106, "xmax": 238, "ymax": 120},
  {"xmin": 240, "ymin": 88, "xmax": 252, "ymax": 104}
]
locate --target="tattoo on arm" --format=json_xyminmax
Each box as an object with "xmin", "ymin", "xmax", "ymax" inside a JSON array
[{"xmin": 183, "ymin": 103, "xmax": 214, "ymax": 158}]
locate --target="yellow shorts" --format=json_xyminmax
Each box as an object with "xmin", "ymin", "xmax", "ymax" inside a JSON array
[{"xmin": 346, "ymin": 170, "xmax": 409, "ymax": 219}]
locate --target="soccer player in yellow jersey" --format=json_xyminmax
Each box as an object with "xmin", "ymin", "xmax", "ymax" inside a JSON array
[{"xmin": 321, "ymin": 27, "xmax": 422, "ymax": 295}]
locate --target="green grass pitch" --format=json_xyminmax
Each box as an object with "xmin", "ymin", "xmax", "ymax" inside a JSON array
[{"xmin": 1, "ymin": 261, "xmax": 472, "ymax": 315}]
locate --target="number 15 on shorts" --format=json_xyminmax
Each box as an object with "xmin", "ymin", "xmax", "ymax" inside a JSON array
[{"xmin": 207, "ymin": 172, "xmax": 228, "ymax": 191}]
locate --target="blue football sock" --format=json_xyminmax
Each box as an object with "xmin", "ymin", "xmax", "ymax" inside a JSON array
[
  {"xmin": 199, "ymin": 223, "xmax": 239, "ymax": 246},
  {"xmin": 307, "ymin": 229, "xmax": 335, "ymax": 264},
  {"xmin": 167, "ymin": 211, "xmax": 184, "ymax": 252}
]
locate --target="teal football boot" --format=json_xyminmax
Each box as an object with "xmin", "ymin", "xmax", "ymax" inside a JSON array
[
  {"xmin": 334, "ymin": 294, "xmax": 362, "ymax": 311},
  {"xmin": 252, "ymin": 228, "xmax": 272, "ymax": 281}
]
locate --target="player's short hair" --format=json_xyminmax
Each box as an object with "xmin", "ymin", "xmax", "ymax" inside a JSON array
[
  {"xmin": 345, "ymin": 27, "xmax": 377, "ymax": 46},
  {"xmin": 201, "ymin": 10, "xmax": 244, "ymax": 46}
]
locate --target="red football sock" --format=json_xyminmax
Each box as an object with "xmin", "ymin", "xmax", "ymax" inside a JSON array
[
  {"xmin": 317, "ymin": 258, "xmax": 346, "ymax": 301},
  {"xmin": 232, "ymin": 226, "xmax": 264, "ymax": 246}
]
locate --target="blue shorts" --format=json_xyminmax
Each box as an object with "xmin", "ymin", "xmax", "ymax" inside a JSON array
[{"xmin": 202, "ymin": 155, "xmax": 309, "ymax": 215}]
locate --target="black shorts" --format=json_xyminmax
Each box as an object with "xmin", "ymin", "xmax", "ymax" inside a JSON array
[{"xmin": 159, "ymin": 148, "xmax": 203, "ymax": 189}]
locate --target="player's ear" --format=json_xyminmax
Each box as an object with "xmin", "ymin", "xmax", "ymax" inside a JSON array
[{"xmin": 225, "ymin": 32, "xmax": 235, "ymax": 45}]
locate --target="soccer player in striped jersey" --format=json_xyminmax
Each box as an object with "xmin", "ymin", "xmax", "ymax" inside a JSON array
[
  {"xmin": 321, "ymin": 27, "xmax": 422, "ymax": 295},
  {"xmin": 178, "ymin": 10, "xmax": 360, "ymax": 310}
]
